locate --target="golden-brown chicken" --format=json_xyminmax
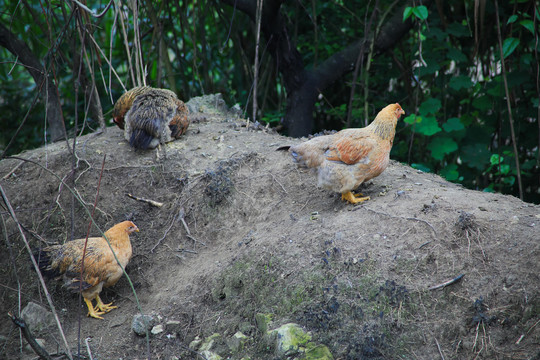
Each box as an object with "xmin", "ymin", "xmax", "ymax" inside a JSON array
[
  {"xmin": 280, "ymin": 103, "xmax": 405, "ymax": 204},
  {"xmin": 112, "ymin": 86, "xmax": 189, "ymax": 149},
  {"xmin": 36, "ymin": 221, "xmax": 139, "ymax": 319}
]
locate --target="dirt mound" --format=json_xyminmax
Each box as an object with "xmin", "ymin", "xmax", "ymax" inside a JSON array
[{"xmin": 1, "ymin": 95, "xmax": 539, "ymax": 359}]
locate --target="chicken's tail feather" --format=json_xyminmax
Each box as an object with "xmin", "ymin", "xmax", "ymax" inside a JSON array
[
  {"xmin": 129, "ymin": 129, "xmax": 157, "ymax": 149},
  {"xmin": 64, "ymin": 276, "xmax": 93, "ymax": 292},
  {"xmin": 33, "ymin": 248, "xmax": 61, "ymax": 279}
]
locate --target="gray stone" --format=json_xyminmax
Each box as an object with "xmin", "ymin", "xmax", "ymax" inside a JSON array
[
  {"xmin": 227, "ymin": 331, "xmax": 249, "ymax": 353},
  {"xmin": 270, "ymin": 323, "xmax": 311, "ymax": 357},
  {"xmin": 132, "ymin": 314, "xmax": 155, "ymax": 336},
  {"xmin": 21, "ymin": 302, "xmax": 54, "ymax": 334},
  {"xmin": 151, "ymin": 324, "xmax": 164, "ymax": 335}
]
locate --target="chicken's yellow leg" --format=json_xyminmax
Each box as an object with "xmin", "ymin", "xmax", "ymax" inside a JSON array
[
  {"xmin": 84, "ymin": 298, "xmax": 105, "ymax": 319},
  {"xmin": 95, "ymin": 295, "xmax": 118, "ymax": 313},
  {"xmin": 341, "ymin": 191, "xmax": 370, "ymax": 204}
]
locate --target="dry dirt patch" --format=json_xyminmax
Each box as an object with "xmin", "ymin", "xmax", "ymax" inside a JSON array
[{"xmin": 0, "ymin": 96, "xmax": 539, "ymax": 359}]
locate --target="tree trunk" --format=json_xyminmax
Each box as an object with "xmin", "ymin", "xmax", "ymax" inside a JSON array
[
  {"xmin": 0, "ymin": 23, "xmax": 65, "ymax": 142},
  {"xmin": 220, "ymin": 0, "xmax": 425, "ymax": 137}
]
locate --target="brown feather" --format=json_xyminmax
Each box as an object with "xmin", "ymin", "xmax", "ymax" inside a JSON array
[
  {"xmin": 282, "ymin": 103, "xmax": 405, "ymax": 200},
  {"xmin": 37, "ymin": 221, "xmax": 139, "ymax": 312},
  {"xmin": 112, "ymin": 87, "xmax": 190, "ymax": 149}
]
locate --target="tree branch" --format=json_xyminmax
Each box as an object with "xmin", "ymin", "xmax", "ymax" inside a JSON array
[
  {"xmin": 0, "ymin": 22, "xmax": 65, "ymax": 142},
  {"xmin": 219, "ymin": 0, "xmax": 430, "ymax": 136}
]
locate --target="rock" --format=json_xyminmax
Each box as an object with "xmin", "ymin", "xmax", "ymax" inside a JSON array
[
  {"xmin": 255, "ymin": 313, "xmax": 273, "ymax": 333},
  {"xmin": 200, "ymin": 333, "xmax": 222, "ymax": 352},
  {"xmin": 305, "ymin": 344, "xmax": 334, "ymax": 360},
  {"xmin": 189, "ymin": 336, "xmax": 202, "ymax": 350},
  {"xmin": 132, "ymin": 314, "xmax": 155, "ymax": 336},
  {"xmin": 21, "ymin": 302, "xmax": 54, "ymax": 334},
  {"xmin": 200, "ymin": 350, "xmax": 222, "ymax": 360},
  {"xmin": 227, "ymin": 331, "xmax": 249, "ymax": 353},
  {"xmin": 199, "ymin": 333, "xmax": 229, "ymax": 356},
  {"xmin": 186, "ymin": 93, "xmax": 239, "ymax": 117},
  {"xmin": 239, "ymin": 321, "xmax": 255, "ymax": 335},
  {"xmin": 271, "ymin": 323, "xmax": 312, "ymax": 357},
  {"xmin": 151, "ymin": 324, "xmax": 164, "ymax": 335}
]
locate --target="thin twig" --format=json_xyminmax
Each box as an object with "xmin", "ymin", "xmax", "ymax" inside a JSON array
[
  {"xmin": 0, "ymin": 185, "xmax": 73, "ymax": 360},
  {"xmin": 70, "ymin": 0, "xmax": 114, "ymax": 18},
  {"xmin": 186, "ymin": 234, "xmax": 206, "ymax": 247},
  {"xmin": 85, "ymin": 337, "xmax": 94, "ymax": 360},
  {"xmin": 178, "ymin": 207, "xmax": 190, "ymax": 235},
  {"xmin": 434, "ymin": 337, "xmax": 445, "ymax": 360},
  {"xmin": 8, "ymin": 312, "xmax": 54, "ymax": 360},
  {"xmin": 494, "ymin": 0, "xmax": 523, "ymax": 200},
  {"xmin": 1, "ymin": 160, "xmax": 25, "ymax": 180},
  {"xmin": 178, "ymin": 248, "xmax": 198, "ymax": 254},
  {"xmin": 252, "ymin": 0, "xmax": 264, "ymax": 122},
  {"xmin": 363, "ymin": 207, "xmax": 438, "ymax": 240},
  {"xmin": 428, "ymin": 274, "xmax": 465, "ymax": 291},
  {"xmin": 126, "ymin": 193, "xmax": 164, "ymax": 208},
  {"xmin": 78, "ymin": 154, "xmax": 106, "ymax": 352},
  {"xmin": 151, "ymin": 211, "xmax": 179, "ymax": 253}
]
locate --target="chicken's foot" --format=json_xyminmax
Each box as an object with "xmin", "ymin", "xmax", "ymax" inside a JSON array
[
  {"xmin": 84, "ymin": 298, "xmax": 106, "ymax": 320},
  {"xmin": 95, "ymin": 295, "xmax": 118, "ymax": 313},
  {"xmin": 341, "ymin": 191, "xmax": 370, "ymax": 204},
  {"xmin": 84, "ymin": 296, "xmax": 117, "ymax": 319}
]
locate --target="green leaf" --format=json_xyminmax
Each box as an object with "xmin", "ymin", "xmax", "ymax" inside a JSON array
[
  {"xmin": 403, "ymin": 114, "xmax": 419, "ymax": 124},
  {"xmin": 427, "ymin": 27, "xmax": 447, "ymax": 40},
  {"xmin": 507, "ymin": 15, "xmax": 518, "ymax": 24},
  {"xmin": 519, "ymin": 19, "xmax": 535, "ymax": 34},
  {"xmin": 461, "ymin": 144, "xmax": 490, "ymax": 170},
  {"xmin": 413, "ymin": 6, "xmax": 428, "ymax": 20},
  {"xmin": 472, "ymin": 96, "xmax": 492, "ymax": 110},
  {"xmin": 443, "ymin": 118, "xmax": 465, "ymax": 132},
  {"xmin": 502, "ymin": 37, "xmax": 520, "ymax": 58},
  {"xmin": 502, "ymin": 175, "xmax": 515, "ymax": 185},
  {"xmin": 499, "ymin": 164, "xmax": 510, "ymax": 175},
  {"xmin": 446, "ymin": 22, "xmax": 469, "ymax": 37},
  {"xmin": 419, "ymin": 98, "xmax": 442, "ymax": 115},
  {"xmin": 415, "ymin": 63, "xmax": 440, "ymax": 77},
  {"xmin": 490, "ymin": 154, "xmax": 503, "ymax": 165},
  {"xmin": 403, "ymin": 7, "xmax": 413, "ymax": 22},
  {"xmin": 448, "ymin": 75, "xmax": 472, "ymax": 90},
  {"xmin": 416, "ymin": 116, "xmax": 442, "ymax": 136},
  {"xmin": 447, "ymin": 48, "xmax": 467, "ymax": 63},
  {"xmin": 428, "ymin": 137, "xmax": 458, "ymax": 160},
  {"xmin": 440, "ymin": 164, "xmax": 459, "ymax": 181}
]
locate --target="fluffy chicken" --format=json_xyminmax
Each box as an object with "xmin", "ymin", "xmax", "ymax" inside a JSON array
[
  {"xmin": 281, "ymin": 103, "xmax": 405, "ymax": 204},
  {"xmin": 36, "ymin": 221, "xmax": 139, "ymax": 319},
  {"xmin": 112, "ymin": 86, "xmax": 189, "ymax": 149}
]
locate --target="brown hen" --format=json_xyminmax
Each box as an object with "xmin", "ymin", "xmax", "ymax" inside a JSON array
[
  {"xmin": 112, "ymin": 86, "xmax": 189, "ymax": 149},
  {"xmin": 281, "ymin": 103, "xmax": 405, "ymax": 204},
  {"xmin": 36, "ymin": 221, "xmax": 139, "ymax": 319}
]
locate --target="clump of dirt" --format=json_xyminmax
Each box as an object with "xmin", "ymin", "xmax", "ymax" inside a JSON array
[{"xmin": 0, "ymin": 94, "xmax": 539, "ymax": 360}]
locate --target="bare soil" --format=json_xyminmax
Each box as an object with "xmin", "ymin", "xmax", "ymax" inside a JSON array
[{"xmin": 0, "ymin": 95, "xmax": 539, "ymax": 359}]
